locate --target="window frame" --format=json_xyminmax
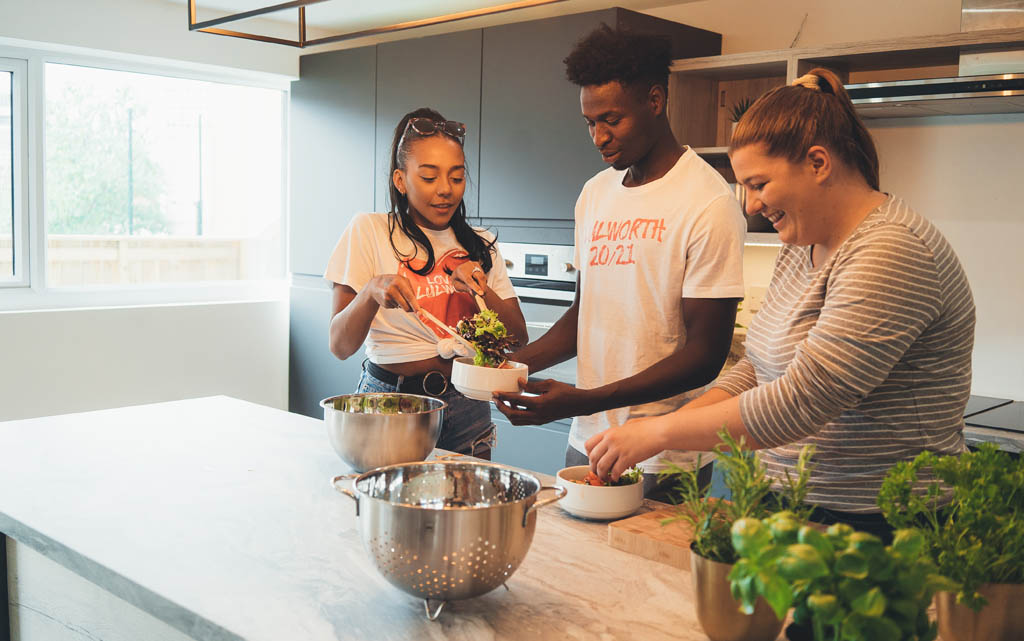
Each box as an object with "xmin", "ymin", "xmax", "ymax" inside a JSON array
[
  {"xmin": 0, "ymin": 43, "xmax": 292, "ymax": 311},
  {"xmin": 0, "ymin": 56, "xmax": 30, "ymax": 289}
]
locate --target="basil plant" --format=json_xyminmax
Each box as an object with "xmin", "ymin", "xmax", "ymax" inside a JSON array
[
  {"xmin": 729, "ymin": 512, "xmax": 957, "ymax": 641},
  {"xmin": 878, "ymin": 442, "xmax": 1024, "ymax": 611}
]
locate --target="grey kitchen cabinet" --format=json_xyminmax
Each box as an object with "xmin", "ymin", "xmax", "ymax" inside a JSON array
[
  {"xmin": 374, "ymin": 30, "xmax": 483, "ymax": 219},
  {"xmin": 289, "ymin": 47, "xmax": 377, "ymax": 277},
  {"xmin": 478, "ymin": 11, "xmax": 608, "ymax": 241},
  {"xmin": 289, "ymin": 276, "xmax": 366, "ymax": 419},
  {"xmin": 491, "ymin": 411, "xmax": 570, "ymax": 477}
]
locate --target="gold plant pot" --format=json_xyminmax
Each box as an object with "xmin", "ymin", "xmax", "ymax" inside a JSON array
[
  {"xmin": 936, "ymin": 583, "xmax": 1024, "ymax": 641},
  {"xmin": 691, "ymin": 549, "xmax": 785, "ymax": 641}
]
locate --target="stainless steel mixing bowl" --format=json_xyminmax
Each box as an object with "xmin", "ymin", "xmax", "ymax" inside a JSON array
[
  {"xmin": 331, "ymin": 461, "xmax": 566, "ymax": 619},
  {"xmin": 320, "ymin": 393, "xmax": 445, "ymax": 473}
]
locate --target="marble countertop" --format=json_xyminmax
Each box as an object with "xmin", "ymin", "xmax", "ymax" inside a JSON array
[{"xmin": 0, "ymin": 396, "xmax": 717, "ymax": 641}]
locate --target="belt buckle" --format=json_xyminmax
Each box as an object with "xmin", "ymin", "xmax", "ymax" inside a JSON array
[{"xmin": 421, "ymin": 370, "xmax": 448, "ymax": 397}]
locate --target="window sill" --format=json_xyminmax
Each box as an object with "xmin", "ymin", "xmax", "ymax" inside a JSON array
[{"xmin": 0, "ymin": 279, "xmax": 288, "ymax": 313}]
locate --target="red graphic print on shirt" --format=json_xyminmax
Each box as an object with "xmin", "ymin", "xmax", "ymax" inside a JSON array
[
  {"xmin": 586, "ymin": 217, "xmax": 667, "ymax": 268},
  {"xmin": 398, "ymin": 248, "xmax": 477, "ymax": 339}
]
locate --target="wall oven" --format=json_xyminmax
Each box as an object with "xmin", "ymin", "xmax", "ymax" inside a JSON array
[
  {"xmin": 490, "ymin": 242, "xmax": 578, "ymax": 475},
  {"xmin": 499, "ymin": 242, "xmax": 578, "ymax": 387}
]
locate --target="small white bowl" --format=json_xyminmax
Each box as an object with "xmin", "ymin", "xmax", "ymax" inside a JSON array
[
  {"xmin": 450, "ymin": 357, "xmax": 528, "ymax": 401},
  {"xmin": 555, "ymin": 465, "xmax": 644, "ymax": 521}
]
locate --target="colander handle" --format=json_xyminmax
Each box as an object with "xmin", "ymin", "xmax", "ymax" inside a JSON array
[
  {"xmin": 330, "ymin": 474, "xmax": 360, "ymax": 514},
  {"xmin": 523, "ymin": 485, "xmax": 567, "ymax": 527}
]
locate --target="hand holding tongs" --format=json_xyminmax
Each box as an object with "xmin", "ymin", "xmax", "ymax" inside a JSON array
[
  {"xmin": 468, "ymin": 267, "xmax": 489, "ymax": 312},
  {"xmin": 416, "ymin": 307, "xmax": 477, "ymax": 354}
]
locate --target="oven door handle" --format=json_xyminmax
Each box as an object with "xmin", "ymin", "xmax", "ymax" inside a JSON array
[{"xmin": 525, "ymin": 321, "xmax": 554, "ymax": 330}]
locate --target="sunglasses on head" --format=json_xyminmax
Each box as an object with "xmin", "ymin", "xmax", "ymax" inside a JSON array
[{"xmin": 401, "ymin": 117, "xmax": 467, "ymax": 145}]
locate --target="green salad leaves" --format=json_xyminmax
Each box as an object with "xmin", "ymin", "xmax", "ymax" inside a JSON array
[{"xmin": 456, "ymin": 309, "xmax": 517, "ymax": 367}]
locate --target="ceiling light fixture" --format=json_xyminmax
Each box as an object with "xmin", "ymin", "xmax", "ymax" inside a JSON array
[{"xmin": 188, "ymin": 0, "xmax": 569, "ymax": 48}]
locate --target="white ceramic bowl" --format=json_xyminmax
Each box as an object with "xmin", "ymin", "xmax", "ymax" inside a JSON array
[
  {"xmin": 450, "ymin": 357, "xmax": 528, "ymax": 401},
  {"xmin": 555, "ymin": 465, "xmax": 644, "ymax": 520}
]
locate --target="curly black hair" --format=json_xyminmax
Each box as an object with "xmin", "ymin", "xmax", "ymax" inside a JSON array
[{"xmin": 564, "ymin": 24, "xmax": 671, "ymax": 96}]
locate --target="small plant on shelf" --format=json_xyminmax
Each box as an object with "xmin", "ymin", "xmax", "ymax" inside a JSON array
[{"xmin": 729, "ymin": 96, "xmax": 755, "ymax": 123}]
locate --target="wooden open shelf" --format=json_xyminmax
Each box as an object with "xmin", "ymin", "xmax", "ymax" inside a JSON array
[{"xmin": 669, "ymin": 27, "xmax": 1024, "ymax": 163}]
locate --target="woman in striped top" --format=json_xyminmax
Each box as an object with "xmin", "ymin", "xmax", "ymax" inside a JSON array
[{"xmin": 584, "ymin": 67, "xmax": 975, "ymax": 539}]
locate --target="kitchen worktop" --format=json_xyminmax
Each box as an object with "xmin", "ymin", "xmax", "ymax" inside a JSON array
[{"xmin": 0, "ymin": 396, "xmax": 734, "ymax": 641}]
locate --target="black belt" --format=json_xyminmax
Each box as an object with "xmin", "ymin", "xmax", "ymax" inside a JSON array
[{"xmin": 364, "ymin": 360, "xmax": 449, "ymax": 397}]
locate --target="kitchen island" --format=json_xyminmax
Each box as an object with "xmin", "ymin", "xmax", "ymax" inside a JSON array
[{"xmin": 0, "ymin": 396, "xmax": 753, "ymax": 641}]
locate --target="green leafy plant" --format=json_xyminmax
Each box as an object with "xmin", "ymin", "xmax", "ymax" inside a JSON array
[
  {"xmin": 729, "ymin": 514, "xmax": 957, "ymax": 641},
  {"xmin": 878, "ymin": 442, "xmax": 1024, "ymax": 611},
  {"xmin": 729, "ymin": 96, "xmax": 755, "ymax": 123},
  {"xmin": 659, "ymin": 429, "xmax": 815, "ymax": 564}
]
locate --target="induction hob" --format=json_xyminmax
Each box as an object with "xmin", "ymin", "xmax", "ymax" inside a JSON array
[
  {"xmin": 963, "ymin": 395, "xmax": 1013, "ymax": 419},
  {"xmin": 966, "ymin": 401, "xmax": 1024, "ymax": 434}
]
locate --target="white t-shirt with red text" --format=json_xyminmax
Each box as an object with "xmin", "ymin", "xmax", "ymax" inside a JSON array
[
  {"xmin": 324, "ymin": 213, "xmax": 517, "ymax": 365},
  {"xmin": 570, "ymin": 149, "xmax": 746, "ymax": 472}
]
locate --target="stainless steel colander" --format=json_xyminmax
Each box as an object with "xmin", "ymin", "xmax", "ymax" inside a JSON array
[{"xmin": 331, "ymin": 460, "xmax": 565, "ymax": 619}]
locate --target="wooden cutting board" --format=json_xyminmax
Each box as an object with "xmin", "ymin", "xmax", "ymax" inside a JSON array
[{"xmin": 607, "ymin": 503, "xmax": 697, "ymax": 571}]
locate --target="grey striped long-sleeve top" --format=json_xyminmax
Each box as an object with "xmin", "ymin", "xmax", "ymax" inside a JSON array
[{"xmin": 715, "ymin": 195, "xmax": 975, "ymax": 513}]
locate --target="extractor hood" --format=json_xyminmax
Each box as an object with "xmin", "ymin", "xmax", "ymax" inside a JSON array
[
  {"xmin": 848, "ymin": 0, "xmax": 1024, "ymax": 118},
  {"xmin": 847, "ymin": 73, "xmax": 1024, "ymax": 118}
]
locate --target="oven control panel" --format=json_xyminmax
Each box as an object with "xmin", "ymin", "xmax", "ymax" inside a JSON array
[
  {"xmin": 497, "ymin": 242, "xmax": 577, "ymax": 302},
  {"xmin": 498, "ymin": 243, "xmax": 576, "ymax": 282}
]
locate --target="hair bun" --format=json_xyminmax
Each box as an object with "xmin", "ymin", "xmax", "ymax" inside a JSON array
[
  {"xmin": 791, "ymin": 73, "xmax": 822, "ymax": 91},
  {"xmin": 791, "ymin": 70, "xmax": 841, "ymax": 96}
]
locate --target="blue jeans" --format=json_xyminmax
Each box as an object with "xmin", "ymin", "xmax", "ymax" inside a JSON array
[
  {"xmin": 565, "ymin": 446, "xmax": 713, "ymax": 502},
  {"xmin": 356, "ymin": 367, "xmax": 496, "ymax": 459}
]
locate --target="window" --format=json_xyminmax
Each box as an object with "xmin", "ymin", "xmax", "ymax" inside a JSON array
[
  {"xmin": 44, "ymin": 64, "xmax": 285, "ymax": 287},
  {"xmin": 1, "ymin": 56, "xmax": 27, "ymax": 288},
  {"xmin": 1, "ymin": 69, "xmax": 11, "ymax": 280}
]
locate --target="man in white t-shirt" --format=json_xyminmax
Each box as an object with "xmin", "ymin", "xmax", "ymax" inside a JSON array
[{"xmin": 494, "ymin": 25, "xmax": 745, "ymax": 495}]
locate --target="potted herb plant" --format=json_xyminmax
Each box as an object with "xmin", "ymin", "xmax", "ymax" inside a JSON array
[
  {"xmin": 728, "ymin": 513, "xmax": 957, "ymax": 641},
  {"xmin": 661, "ymin": 431, "xmax": 814, "ymax": 641},
  {"xmin": 877, "ymin": 442, "xmax": 1024, "ymax": 641}
]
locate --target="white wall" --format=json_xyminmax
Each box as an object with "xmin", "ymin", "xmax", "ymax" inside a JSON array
[
  {"xmin": 872, "ymin": 114, "xmax": 1024, "ymax": 399},
  {"xmin": 0, "ymin": 301, "xmax": 289, "ymax": 422}
]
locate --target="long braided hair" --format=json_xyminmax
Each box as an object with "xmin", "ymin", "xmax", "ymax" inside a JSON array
[{"xmin": 387, "ymin": 107, "xmax": 495, "ymax": 276}]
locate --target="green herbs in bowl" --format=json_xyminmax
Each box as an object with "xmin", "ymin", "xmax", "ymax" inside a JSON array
[
  {"xmin": 555, "ymin": 465, "xmax": 645, "ymax": 520},
  {"xmin": 332, "ymin": 393, "xmax": 431, "ymax": 414}
]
